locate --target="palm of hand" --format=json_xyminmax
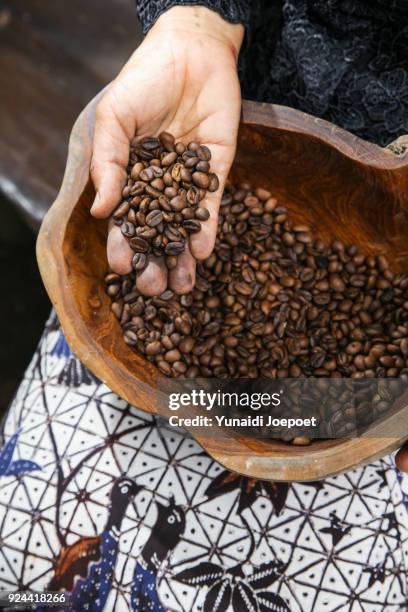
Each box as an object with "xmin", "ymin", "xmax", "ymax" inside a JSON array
[{"xmin": 92, "ymin": 30, "xmax": 241, "ymax": 295}]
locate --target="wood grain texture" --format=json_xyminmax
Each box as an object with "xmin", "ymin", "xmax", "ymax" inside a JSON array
[
  {"xmin": 0, "ymin": 0, "xmax": 140, "ymax": 228},
  {"xmin": 37, "ymin": 96, "xmax": 408, "ymax": 482}
]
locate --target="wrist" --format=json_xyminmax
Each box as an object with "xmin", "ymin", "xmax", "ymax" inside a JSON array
[{"xmin": 150, "ymin": 6, "xmax": 244, "ymax": 60}]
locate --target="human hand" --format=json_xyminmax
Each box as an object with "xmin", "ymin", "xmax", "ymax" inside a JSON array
[
  {"xmin": 90, "ymin": 6, "xmax": 244, "ymax": 296},
  {"xmin": 395, "ymin": 444, "xmax": 408, "ymax": 472}
]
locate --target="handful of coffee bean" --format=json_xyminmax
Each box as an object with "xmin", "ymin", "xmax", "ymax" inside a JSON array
[{"xmin": 111, "ymin": 132, "xmax": 219, "ymax": 272}]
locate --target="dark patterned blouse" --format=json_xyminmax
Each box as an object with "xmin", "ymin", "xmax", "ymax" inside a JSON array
[{"xmin": 135, "ymin": 0, "xmax": 408, "ymax": 147}]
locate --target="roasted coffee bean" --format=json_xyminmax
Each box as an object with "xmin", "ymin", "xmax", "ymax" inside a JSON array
[
  {"xmin": 192, "ymin": 172, "xmax": 210, "ymax": 189},
  {"xmin": 106, "ymin": 284, "xmax": 120, "ymax": 298},
  {"xmin": 129, "ymin": 237, "xmax": 149, "ymax": 253},
  {"xmin": 121, "ymin": 222, "xmax": 135, "ymax": 238},
  {"xmin": 208, "ymin": 173, "xmax": 219, "ymax": 192},
  {"xmin": 171, "ymin": 163, "xmax": 184, "ymax": 181},
  {"xmin": 111, "ymin": 301, "xmax": 123, "ymax": 319},
  {"xmin": 178, "ymin": 336, "xmax": 195, "ymax": 353},
  {"xmin": 145, "ymin": 341, "xmax": 162, "ymax": 356},
  {"xmin": 164, "ymin": 186, "xmax": 178, "ymax": 199},
  {"xmin": 139, "ymin": 166, "xmax": 155, "ymax": 182},
  {"xmin": 196, "ymin": 161, "xmax": 210, "ymax": 173},
  {"xmin": 131, "ymin": 181, "xmax": 148, "ymax": 196},
  {"xmin": 145, "ymin": 210, "xmax": 163, "ymax": 227},
  {"xmin": 180, "ymin": 208, "xmax": 194, "ymax": 222},
  {"xmin": 163, "ymin": 226, "xmax": 181, "ymax": 242},
  {"xmin": 159, "ymin": 131, "xmax": 175, "ymax": 151},
  {"xmin": 168, "ymin": 139, "xmax": 182, "ymax": 154},
  {"xmin": 195, "ymin": 207, "xmax": 210, "ymax": 221},
  {"xmin": 183, "ymin": 219, "xmax": 202, "ymax": 233},
  {"xmin": 130, "ymin": 162, "xmax": 144, "ymax": 181},
  {"xmin": 346, "ymin": 341, "xmax": 362, "ymax": 355},
  {"xmin": 105, "ymin": 273, "xmax": 120, "ymax": 284},
  {"xmin": 329, "ymin": 274, "xmax": 346, "ymax": 292},
  {"xmin": 197, "ymin": 145, "xmax": 211, "ymax": 161},
  {"xmin": 165, "ymin": 349, "xmax": 181, "ymax": 363},
  {"xmin": 184, "ymin": 156, "xmax": 199, "ymax": 169},
  {"xmin": 165, "ymin": 241, "xmax": 185, "ymax": 256},
  {"xmin": 132, "ymin": 253, "xmax": 147, "ymax": 271},
  {"xmin": 185, "ymin": 187, "xmax": 200, "ymax": 206},
  {"xmin": 145, "ymin": 185, "xmax": 162, "ymax": 198},
  {"xmin": 282, "ymin": 232, "xmax": 295, "ymax": 246},
  {"xmin": 178, "ymin": 168, "xmax": 191, "ymax": 183},
  {"xmin": 136, "ymin": 226, "xmax": 157, "ymax": 240},
  {"xmin": 141, "ymin": 136, "xmax": 160, "ymax": 150},
  {"xmin": 113, "ymin": 201, "xmax": 130, "ymax": 219},
  {"xmin": 151, "ymin": 178, "xmax": 165, "ymax": 191},
  {"xmin": 162, "ymin": 151, "xmax": 178, "ymax": 166},
  {"xmin": 235, "ymin": 282, "xmax": 253, "ymax": 296},
  {"xmin": 169, "ymin": 195, "xmax": 186, "ymax": 212},
  {"xmin": 297, "ymin": 232, "xmax": 312, "ymax": 244}
]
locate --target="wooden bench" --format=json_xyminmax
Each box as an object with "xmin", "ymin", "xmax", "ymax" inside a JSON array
[{"xmin": 0, "ymin": 0, "xmax": 141, "ymax": 229}]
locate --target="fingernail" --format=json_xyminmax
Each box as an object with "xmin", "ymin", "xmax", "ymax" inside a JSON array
[{"xmin": 90, "ymin": 192, "xmax": 100, "ymax": 214}]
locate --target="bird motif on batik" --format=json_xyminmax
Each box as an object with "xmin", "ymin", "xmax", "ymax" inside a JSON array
[
  {"xmin": 131, "ymin": 496, "xmax": 186, "ymax": 612},
  {"xmin": 47, "ymin": 477, "xmax": 141, "ymax": 612}
]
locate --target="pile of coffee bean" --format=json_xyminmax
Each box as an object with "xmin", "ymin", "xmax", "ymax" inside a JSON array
[
  {"xmin": 107, "ymin": 180, "xmax": 408, "ymax": 381},
  {"xmin": 111, "ymin": 132, "xmax": 219, "ymax": 272},
  {"xmin": 105, "ymin": 180, "xmax": 408, "ymax": 442}
]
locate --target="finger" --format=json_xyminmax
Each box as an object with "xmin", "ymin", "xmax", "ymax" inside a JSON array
[
  {"xmin": 107, "ymin": 221, "xmax": 133, "ymax": 275},
  {"xmin": 189, "ymin": 146, "xmax": 232, "ymax": 261},
  {"xmin": 136, "ymin": 255, "xmax": 168, "ymax": 297},
  {"xmin": 90, "ymin": 91, "xmax": 133, "ymax": 219},
  {"xmin": 169, "ymin": 244, "xmax": 196, "ymax": 294},
  {"xmin": 395, "ymin": 445, "xmax": 408, "ymax": 472}
]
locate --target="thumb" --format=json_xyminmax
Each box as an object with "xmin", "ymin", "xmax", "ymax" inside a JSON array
[{"xmin": 90, "ymin": 92, "xmax": 133, "ymax": 218}]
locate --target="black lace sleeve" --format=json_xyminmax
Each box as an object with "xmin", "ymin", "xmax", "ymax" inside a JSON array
[{"xmin": 135, "ymin": 0, "xmax": 250, "ymax": 33}]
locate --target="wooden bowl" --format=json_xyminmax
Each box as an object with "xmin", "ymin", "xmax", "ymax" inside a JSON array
[{"xmin": 37, "ymin": 97, "xmax": 408, "ymax": 481}]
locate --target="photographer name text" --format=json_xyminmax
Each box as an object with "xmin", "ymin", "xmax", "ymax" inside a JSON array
[{"xmin": 168, "ymin": 414, "xmax": 318, "ymax": 428}]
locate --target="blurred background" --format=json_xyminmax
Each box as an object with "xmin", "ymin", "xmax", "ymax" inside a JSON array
[{"xmin": 0, "ymin": 0, "xmax": 141, "ymax": 415}]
